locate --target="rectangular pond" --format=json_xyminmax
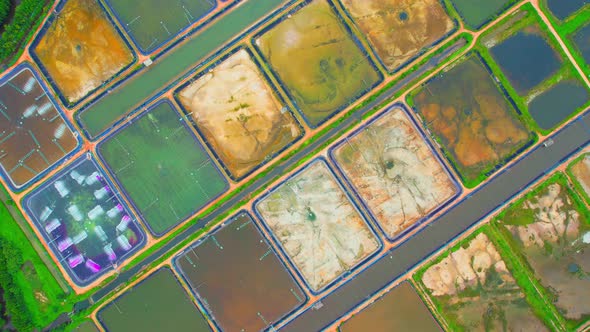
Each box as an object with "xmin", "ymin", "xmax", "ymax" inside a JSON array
[
  {"xmin": 0, "ymin": 65, "xmax": 79, "ymax": 190},
  {"xmin": 546, "ymin": 0, "xmax": 589, "ymax": 21},
  {"xmin": 529, "ymin": 80, "xmax": 589, "ymax": 130},
  {"xmin": 23, "ymin": 155, "xmax": 146, "ymax": 286},
  {"xmin": 97, "ymin": 267, "xmax": 211, "ymax": 332},
  {"xmin": 174, "ymin": 211, "xmax": 306, "ymax": 331},
  {"xmin": 449, "ymin": 0, "xmax": 513, "ymax": 29},
  {"xmin": 97, "ymin": 100, "xmax": 228, "ymax": 237}
]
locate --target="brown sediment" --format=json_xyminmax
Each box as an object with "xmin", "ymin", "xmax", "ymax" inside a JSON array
[
  {"xmin": 341, "ymin": 0, "xmax": 454, "ymax": 72},
  {"xmin": 421, "ymin": 233, "xmax": 548, "ymax": 331},
  {"xmin": 0, "ymin": 68, "xmax": 77, "ymax": 187},
  {"xmin": 177, "ymin": 49, "xmax": 301, "ymax": 179},
  {"xmin": 35, "ymin": 0, "xmax": 133, "ymax": 103},
  {"xmin": 499, "ymin": 182, "xmax": 590, "ymax": 321},
  {"xmin": 413, "ymin": 56, "xmax": 529, "ymax": 182},
  {"xmin": 570, "ymin": 154, "xmax": 590, "ymax": 199},
  {"xmin": 256, "ymin": 160, "xmax": 380, "ymax": 292},
  {"xmin": 332, "ymin": 107, "xmax": 457, "ymax": 239}
]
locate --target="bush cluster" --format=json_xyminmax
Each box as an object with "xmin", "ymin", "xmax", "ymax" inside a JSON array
[
  {"xmin": 0, "ymin": 0, "xmax": 10, "ymax": 26},
  {"xmin": 0, "ymin": 0, "xmax": 45, "ymax": 62},
  {"xmin": 0, "ymin": 241, "xmax": 35, "ymax": 331}
]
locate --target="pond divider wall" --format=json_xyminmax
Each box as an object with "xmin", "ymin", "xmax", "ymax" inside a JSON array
[
  {"xmin": 253, "ymin": 157, "xmax": 384, "ymax": 295},
  {"xmin": 171, "ymin": 210, "xmax": 308, "ymax": 331},
  {"xmin": 95, "ymin": 99, "xmax": 229, "ymax": 238},
  {"xmin": 0, "ymin": 63, "xmax": 82, "ymax": 192},
  {"xmin": 29, "ymin": 0, "xmax": 138, "ymax": 109},
  {"xmin": 328, "ymin": 103, "xmax": 462, "ymax": 242},
  {"xmin": 74, "ymin": 0, "xmax": 299, "ymax": 142},
  {"xmin": 172, "ymin": 45, "xmax": 305, "ymax": 182},
  {"xmin": 250, "ymin": 0, "xmax": 384, "ymax": 129},
  {"xmin": 22, "ymin": 153, "xmax": 147, "ymax": 286}
]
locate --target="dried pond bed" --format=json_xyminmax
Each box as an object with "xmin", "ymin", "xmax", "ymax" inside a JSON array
[
  {"xmin": 417, "ymin": 232, "xmax": 548, "ymax": 331},
  {"xmin": 331, "ymin": 106, "xmax": 458, "ymax": 240},
  {"xmin": 255, "ymin": 159, "xmax": 380, "ymax": 293},
  {"xmin": 34, "ymin": 0, "xmax": 134, "ymax": 104},
  {"xmin": 340, "ymin": 0, "xmax": 455, "ymax": 72},
  {"xmin": 176, "ymin": 49, "xmax": 302, "ymax": 180}
]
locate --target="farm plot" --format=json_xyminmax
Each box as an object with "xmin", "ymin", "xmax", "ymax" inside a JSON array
[
  {"xmin": 546, "ymin": 0, "xmax": 589, "ymax": 21},
  {"xmin": 97, "ymin": 101, "xmax": 228, "ymax": 236},
  {"xmin": 569, "ymin": 153, "xmax": 590, "ymax": 202},
  {"xmin": 417, "ymin": 232, "xmax": 548, "ymax": 331},
  {"xmin": 103, "ymin": 0, "xmax": 216, "ymax": 53},
  {"xmin": 330, "ymin": 106, "xmax": 458, "ymax": 240},
  {"xmin": 33, "ymin": 0, "xmax": 134, "ymax": 104},
  {"xmin": 175, "ymin": 49, "xmax": 302, "ymax": 180},
  {"xmin": 529, "ymin": 80, "xmax": 589, "ymax": 130},
  {"xmin": 339, "ymin": 281, "xmax": 441, "ymax": 332},
  {"xmin": 255, "ymin": 159, "xmax": 380, "ymax": 293},
  {"xmin": 572, "ymin": 23, "xmax": 590, "ymax": 66},
  {"xmin": 0, "ymin": 66, "xmax": 78, "ymax": 189},
  {"xmin": 23, "ymin": 157, "xmax": 145, "ymax": 285},
  {"xmin": 97, "ymin": 267, "xmax": 211, "ymax": 332},
  {"xmin": 175, "ymin": 211, "xmax": 306, "ymax": 331},
  {"xmin": 339, "ymin": 0, "xmax": 455, "ymax": 72},
  {"xmin": 410, "ymin": 54, "xmax": 530, "ymax": 187},
  {"xmin": 490, "ymin": 24, "xmax": 562, "ymax": 96},
  {"xmin": 449, "ymin": 0, "xmax": 514, "ymax": 29},
  {"xmin": 494, "ymin": 174, "xmax": 590, "ymax": 326},
  {"xmin": 254, "ymin": 0, "xmax": 382, "ymax": 128}
]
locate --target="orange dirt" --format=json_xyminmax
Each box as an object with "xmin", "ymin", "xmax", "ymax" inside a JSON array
[
  {"xmin": 35, "ymin": 0, "xmax": 134, "ymax": 103},
  {"xmin": 341, "ymin": 0, "xmax": 454, "ymax": 71}
]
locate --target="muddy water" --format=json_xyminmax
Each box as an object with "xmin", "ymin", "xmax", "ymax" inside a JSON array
[
  {"xmin": 256, "ymin": 0, "xmax": 381, "ymax": 127},
  {"xmin": 35, "ymin": 0, "xmax": 134, "ymax": 104},
  {"xmin": 413, "ymin": 55, "xmax": 530, "ymax": 184},
  {"xmin": 177, "ymin": 49, "xmax": 301, "ymax": 179},
  {"xmin": 0, "ymin": 68, "xmax": 77, "ymax": 187},
  {"xmin": 490, "ymin": 26, "xmax": 561, "ymax": 95},
  {"xmin": 175, "ymin": 212, "xmax": 305, "ymax": 331},
  {"xmin": 340, "ymin": 282, "xmax": 441, "ymax": 332},
  {"xmin": 255, "ymin": 160, "xmax": 380, "ymax": 292},
  {"xmin": 332, "ymin": 107, "xmax": 457, "ymax": 239},
  {"xmin": 341, "ymin": 0, "xmax": 454, "ymax": 72}
]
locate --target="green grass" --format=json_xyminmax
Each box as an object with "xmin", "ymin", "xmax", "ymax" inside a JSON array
[
  {"xmin": 0, "ymin": 199, "xmax": 76, "ymax": 331},
  {"xmin": 98, "ymin": 101, "xmax": 228, "ymax": 236},
  {"xmin": 78, "ymin": 0, "xmax": 287, "ymax": 138},
  {"xmin": 476, "ymin": 3, "xmax": 590, "ymax": 135}
]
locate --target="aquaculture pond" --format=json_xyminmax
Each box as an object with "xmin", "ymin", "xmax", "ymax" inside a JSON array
[
  {"xmin": 449, "ymin": 0, "xmax": 513, "ymax": 29},
  {"xmin": 529, "ymin": 80, "xmax": 588, "ymax": 130},
  {"xmin": 254, "ymin": 0, "xmax": 382, "ymax": 128},
  {"xmin": 490, "ymin": 26, "xmax": 561, "ymax": 95},
  {"xmin": 339, "ymin": 0, "xmax": 455, "ymax": 72},
  {"xmin": 417, "ymin": 232, "xmax": 548, "ymax": 331},
  {"xmin": 175, "ymin": 49, "xmax": 302, "ymax": 180},
  {"xmin": 98, "ymin": 268, "xmax": 211, "ymax": 332},
  {"xmin": 33, "ymin": 0, "xmax": 134, "ymax": 104},
  {"xmin": 175, "ymin": 212, "xmax": 306, "ymax": 331},
  {"xmin": 97, "ymin": 101, "xmax": 228, "ymax": 236},
  {"xmin": 255, "ymin": 159, "xmax": 380, "ymax": 293},
  {"xmin": 573, "ymin": 23, "xmax": 590, "ymax": 66},
  {"xmin": 339, "ymin": 282, "xmax": 441, "ymax": 332},
  {"xmin": 72, "ymin": 320, "xmax": 99, "ymax": 332},
  {"xmin": 411, "ymin": 54, "xmax": 531, "ymax": 186},
  {"xmin": 495, "ymin": 174, "xmax": 590, "ymax": 326},
  {"xmin": 103, "ymin": 0, "xmax": 216, "ymax": 53},
  {"xmin": 23, "ymin": 156, "xmax": 145, "ymax": 285},
  {"xmin": 331, "ymin": 106, "xmax": 458, "ymax": 240},
  {"xmin": 546, "ymin": 0, "xmax": 589, "ymax": 21},
  {"xmin": 0, "ymin": 66, "xmax": 79, "ymax": 189}
]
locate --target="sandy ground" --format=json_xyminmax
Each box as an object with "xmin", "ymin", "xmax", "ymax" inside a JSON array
[
  {"xmin": 255, "ymin": 160, "xmax": 379, "ymax": 292},
  {"xmin": 177, "ymin": 49, "xmax": 301, "ymax": 179},
  {"xmin": 499, "ymin": 181, "xmax": 590, "ymax": 320},
  {"xmin": 35, "ymin": 0, "xmax": 134, "ymax": 103},
  {"xmin": 422, "ymin": 233, "xmax": 547, "ymax": 331},
  {"xmin": 570, "ymin": 154, "xmax": 590, "ymax": 199},
  {"xmin": 332, "ymin": 107, "xmax": 457, "ymax": 239},
  {"xmin": 341, "ymin": 0, "xmax": 454, "ymax": 72}
]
